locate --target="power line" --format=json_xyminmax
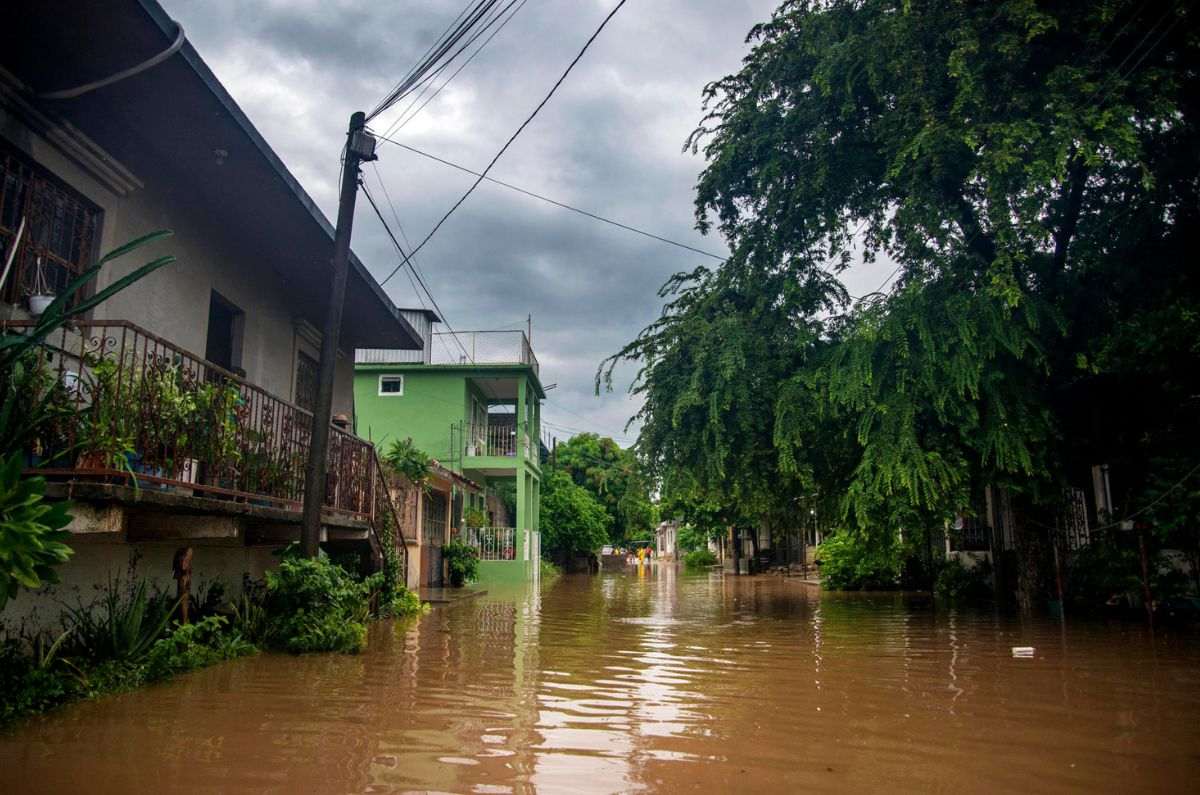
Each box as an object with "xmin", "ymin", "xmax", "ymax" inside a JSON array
[
  {"xmin": 385, "ymin": 0, "xmax": 530, "ymax": 135},
  {"xmin": 368, "ymin": 0, "xmax": 505, "ymax": 121},
  {"xmin": 379, "ymin": 0, "xmax": 520, "ymax": 136},
  {"xmin": 370, "ymin": 134, "xmax": 729, "ymax": 263},
  {"xmin": 377, "ymin": 0, "xmax": 631, "ymax": 288},
  {"xmin": 367, "ymin": 162, "xmax": 472, "ymax": 363},
  {"xmin": 360, "ymin": 179, "xmax": 475, "ymax": 362}
]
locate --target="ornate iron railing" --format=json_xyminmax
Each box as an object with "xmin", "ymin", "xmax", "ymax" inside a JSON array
[
  {"xmin": 462, "ymin": 526, "xmax": 516, "ymax": 561},
  {"xmin": 4, "ymin": 319, "xmax": 378, "ymax": 521}
]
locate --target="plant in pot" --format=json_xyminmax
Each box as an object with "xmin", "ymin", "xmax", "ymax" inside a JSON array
[
  {"xmin": 77, "ymin": 356, "xmax": 137, "ymax": 480},
  {"xmin": 26, "ymin": 257, "xmax": 56, "ymax": 317},
  {"xmin": 463, "ymin": 506, "xmax": 488, "ymax": 529},
  {"xmin": 443, "ymin": 539, "xmax": 479, "ymax": 588}
]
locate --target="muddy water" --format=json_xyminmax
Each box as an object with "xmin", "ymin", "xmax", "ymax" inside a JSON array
[{"xmin": 2, "ymin": 568, "xmax": 1199, "ymax": 794}]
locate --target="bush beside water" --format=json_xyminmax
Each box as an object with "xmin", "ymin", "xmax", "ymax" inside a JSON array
[
  {"xmin": 1, "ymin": 550, "xmax": 426, "ymax": 726},
  {"xmin": 683, "ymin": 549, "xmax": 718, "ymax": 570}
]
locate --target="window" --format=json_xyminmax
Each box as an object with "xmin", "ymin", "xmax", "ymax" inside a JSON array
[
  {"xmin": 295, "ymin": 350, "xmax": 319, "ymax": 411},
  {"xmin": 204, "ymin": 291, "xmax": 244, "ymax": 374},
  {"xmin": 1, "ymin": 140, "xmax": 102, "ymax": 307},
  {"xmin": 378, "ymin": 375, "xmax": 404, "ymax": 396}
]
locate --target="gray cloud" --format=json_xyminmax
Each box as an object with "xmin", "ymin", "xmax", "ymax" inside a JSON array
[{"xmin": 161, "ymin": 0, "xmax": 886, "ymax": 445}]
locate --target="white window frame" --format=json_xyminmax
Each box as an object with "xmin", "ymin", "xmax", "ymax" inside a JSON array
[{"xmin": 377, "ymin": 374, "xmax": 404, "ymax": 396}]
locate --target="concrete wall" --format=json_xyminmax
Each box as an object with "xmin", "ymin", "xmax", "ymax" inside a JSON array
[
  {"xmin": 0, "ymin": 110, "xmax": 353, "ymax": 415},
  {"xmin": 0, "ymin": 538, "xmax": 278, "ymax": 635}
]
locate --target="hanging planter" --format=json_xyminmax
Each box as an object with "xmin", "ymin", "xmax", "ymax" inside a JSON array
[{"xmin": 27, "ymin": 256, "xmax": 56, "ymax": 316}]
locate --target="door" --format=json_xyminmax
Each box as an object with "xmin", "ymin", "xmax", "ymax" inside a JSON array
[{"xmin": 422, "ymin": 491, "xmax": 448, "ymax": 587}]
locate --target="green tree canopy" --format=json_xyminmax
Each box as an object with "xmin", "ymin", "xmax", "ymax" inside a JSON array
[
  {"xmin": 554, "ymin": 433, "xmax": 656, "ymax": 544},
  {"xmin": 603, "ymin": 0, "xmax": 1199, "ymax": 582},
  {"xmin": 540, "ymin": 469, "xmax": 611, "ymax": 561}
]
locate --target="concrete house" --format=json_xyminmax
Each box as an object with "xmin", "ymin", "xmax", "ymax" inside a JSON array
[
  {"xmin": 355, "ymin": 322, "xmax": 545, "ymax": 585},
  {"xmin": 1, "ymin": 0, "xmax": 420, "ymax": 627}
]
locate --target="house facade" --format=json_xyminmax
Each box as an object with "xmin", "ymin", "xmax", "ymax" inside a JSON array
[
  {"xmin": 355, "ymin": 327, "xmax": 545, "ymax": 585},
  {"xmin": 1, "ymin": 0, "xmax": 421, "ymax": 629}
]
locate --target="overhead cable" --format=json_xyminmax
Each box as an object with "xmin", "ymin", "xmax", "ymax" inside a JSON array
[
  {"xmin": 377, "ymin": 0, "xmax": 631, "ymax": 287},
  {"xmin": 360, "ymin": 179, "xmax": 475, "ymax": 362},
  {"xmin": 371, "ymin": 134, "xmax": 728, "ymax": 263}
]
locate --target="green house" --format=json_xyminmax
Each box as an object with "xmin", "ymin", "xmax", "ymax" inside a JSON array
[{"xmin": 354, "ymin": 312, "xmax": 544, "ymax": 585}]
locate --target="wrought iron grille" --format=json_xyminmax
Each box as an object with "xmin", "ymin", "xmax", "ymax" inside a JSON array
[{"xmin": 1, "ymin": 142, "xmax": 101, "ymax": 306}]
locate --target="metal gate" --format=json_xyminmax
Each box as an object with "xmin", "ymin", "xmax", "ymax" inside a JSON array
[{"xmin": 423, "ymin": 492, "xmax": 448, "ymax": 587}]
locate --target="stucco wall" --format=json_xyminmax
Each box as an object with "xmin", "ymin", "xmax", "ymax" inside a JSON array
[
  {"xmin": 1, "ymin": 110, "xmax": 352, "ymax": 412},
  {"xmin": 0, "ymin": 539, "xmax": 278, "ymax": 635},
  {"xmin": 354, "ymin": 369, "xmax": 467, "ymax": 461}
]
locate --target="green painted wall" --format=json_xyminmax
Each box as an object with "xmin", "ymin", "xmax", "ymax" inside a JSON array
[
  {"xmin": 354, "ymin": 363, "xmax": 544, "ymax": 585},
  {"xmin": 354, "ymin": 368, "xmax": 466, "ymax": 463}
]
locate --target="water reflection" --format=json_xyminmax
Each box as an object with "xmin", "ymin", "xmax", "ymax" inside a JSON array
[{"xmin": 1, "ymin": 569, "xmax": 1198, "ymax": 793}]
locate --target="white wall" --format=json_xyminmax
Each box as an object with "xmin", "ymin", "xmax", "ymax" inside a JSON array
[{"xmin": 1, "ymin": 108, "xmax": 352, "ymax": 412}]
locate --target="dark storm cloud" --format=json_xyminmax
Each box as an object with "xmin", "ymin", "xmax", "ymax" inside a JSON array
[{"xmin": 159, "ymin": 0, "xmax": 890, "ymax": 444}]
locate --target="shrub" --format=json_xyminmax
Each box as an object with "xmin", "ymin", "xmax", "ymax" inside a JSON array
[
  {"xmin": 0, "ymin": 453, "xmax": 74, "ymax": 610},
  {"xmin": 264, "ymin": 557, "xmax": 373, "ymax": 654},
  {"xmin": 61, "ymin": 575, "xmax": 177, "ymax": 663},
  {"xmin": 144, "ymin": 616, "xmax": 255, "ymax": 681},
  {"xmin": 816, "ymin": 532, "xmax": 901, "ymax": 590},
  {"xmin": 0, "ymin": 635, "xmax": 78, "ymax": 724},
  {"xmin": 443, "ymin": 539, "xmax": 479, "ymax": 587},
  {"xmin": 683, "ymin": 549, "xmax": 718, "ymax": 570},
  {"xmin": 388, "ymin": 587, "xmax": 426, "ymax": 617},
  {"xmin": 934, "ymin": 558, "xmax": 993, "ymax": 602},
  {"xmin": 539, "ymin": 558, "xmax": 562, "ymax": 581}
]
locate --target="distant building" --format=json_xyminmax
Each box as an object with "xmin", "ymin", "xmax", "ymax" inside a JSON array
[
  {"xmin": 355, "ymin": 323, "xmax": 545, "ymax": 584},
  {"xmin": 655, "ymin": 521, "xmax": 679, "ymax": 561}
]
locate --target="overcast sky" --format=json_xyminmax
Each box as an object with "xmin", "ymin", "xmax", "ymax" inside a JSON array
[{"xmin": 160, "ymin": 0, "xmax": 893, "ymax": 447}]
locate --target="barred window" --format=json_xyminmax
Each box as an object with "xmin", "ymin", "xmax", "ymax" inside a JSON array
[{"xmin": 1, "ymin": 141, "xmax": 102, "ymax": 306}]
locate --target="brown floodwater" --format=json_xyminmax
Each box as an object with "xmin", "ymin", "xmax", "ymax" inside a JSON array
[{"xmin": 2, "ymin": 567, "xmax": 1199, "ymax": 793}]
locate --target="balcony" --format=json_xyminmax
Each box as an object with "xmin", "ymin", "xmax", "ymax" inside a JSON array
[
  {"xmin": 3, "ymin": 319, "xmax": 403, "ymax": 551},
  {"xmin": 461, "ymin": 526, "xmax": 516, "ymax": 561},
  {"xmin": 357, "ymin": 329, "xmax": 539, "ymax": 376}
]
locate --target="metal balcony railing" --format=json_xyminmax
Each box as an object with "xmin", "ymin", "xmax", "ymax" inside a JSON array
[
  {"xmin": 358, "ymin": 330, "xmax": 539, "ymax": 376},
  {"xmin": 463, "ymin": 422, "xmax": 520, "ymax": 458},
  {"xmin": 462, "ymin": 526, "xmax": 516, "ymax": 561},
  {"xmin": 3, "ymin": 319, "xmax": 389, "ymax": 525}
]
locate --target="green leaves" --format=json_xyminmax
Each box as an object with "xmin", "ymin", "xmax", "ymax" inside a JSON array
[
  {"xmin": 607, "ymin": 0, "xmax": 1199, "ymax": 560},
  {"xmin": 0, "ymin": 453, "xmax": 74, "ymax": 609},
  {"xmin": 540, "ymin": 470, "xmax": 611, "ymax": 559}
]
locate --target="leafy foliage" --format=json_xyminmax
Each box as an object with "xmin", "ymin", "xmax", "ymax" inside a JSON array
[
  {"xmin": 604, "ymin": 0, "xmax": 1200, "ymax": 604},
  {"xmin": 263, "ymin": 557, "xmax": 372, "ymax": 654},
  {"xmin": 383, "ymin": 437, "xmax": 432, "ymax": 486},
  {"xmin": 60, "ymin": 575, "xmax": 178, "ymax": 663},
  {"xmin": 540, "ymin": 469, "xmax": 610, "ymax": 561},
  {"xmin": 553, "ymin": 434, "xmax": 656, "ymax": 545},
  {"xmin": 443, "ymin": 539, "xmax": 479, "ymax": 587},
  {"xmin": 144, "ymin": 616, "xmax": 255, "ymax": 681},
  {"xmin": 816, "ymin": 533, "xmax": 901, "ymax": 591},
  {"xmin": 0, "ymin": 454, "xmax": 73, "ymax": 609},
  {"xmin": 682, "ymin": 549, "xmax": 718, "ymax": 570}
]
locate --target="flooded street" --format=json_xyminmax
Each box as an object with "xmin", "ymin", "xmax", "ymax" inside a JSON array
[{"xmin": 2, "ymin": 568, "xmax": 1199, "ymax": 793}]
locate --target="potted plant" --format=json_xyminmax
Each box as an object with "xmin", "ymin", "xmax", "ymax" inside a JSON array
[
  {"xmin": 26, "ymin": 257, "xmax": 56, "ymax": 316},
  {"xmin": 443, "ymin": 539, "xmax": 479, "ymax": 587}
]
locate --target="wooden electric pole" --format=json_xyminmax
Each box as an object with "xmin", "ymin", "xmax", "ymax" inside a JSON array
[{"xmin": 300, "ymin": 111, "xmax": 376, "ymax": 557}]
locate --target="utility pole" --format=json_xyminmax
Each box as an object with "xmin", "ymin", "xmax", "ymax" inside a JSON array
[{"xmin": 300, "ymin": 111, "xmax": 377, "ymax": 557}]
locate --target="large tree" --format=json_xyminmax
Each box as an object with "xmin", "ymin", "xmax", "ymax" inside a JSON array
[
  {"xmin": 604, "ymin": 0, "xmax": 1199, "ymax": 601},
  {"xmin": 554, "ymin": 433, "xmax": 656, "ymax": 544},
  {"xmin": 540, "ymin": 469, "xmax": 611, "ymax": 562}
]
